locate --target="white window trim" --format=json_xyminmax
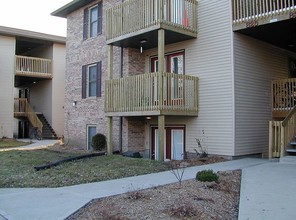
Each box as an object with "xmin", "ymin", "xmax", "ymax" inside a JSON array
[
  {"xmin": 89, "ymin": 5, "xmax": 98, "ymax": 38},
  {"xmin": 87, "ymin": 64, "xmax": 97, "ymax": 97}
]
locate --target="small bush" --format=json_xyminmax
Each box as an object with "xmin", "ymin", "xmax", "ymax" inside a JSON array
[
  {"xmin": 92, "ymin": 133, "xmax": 107, "ymax": 151},
  {"xmin": 196, "ymin": 169, "xmax": 219, "ymax": 182}
]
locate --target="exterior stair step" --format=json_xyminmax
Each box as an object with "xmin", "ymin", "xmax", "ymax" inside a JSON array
[
  {"xmin": 280, "ymin": 156, "xmax": 296, "ymax": 164},
  {"xmin": 286, "ymin": 148, "xmax": 296, "ymax": 153},
  {"xmin": 37, "ymin": 114, "xmax": 58, "ymax": 139},
  {"xmin": 289, "ymin": 141, "xmax": 296, "ymax": 146}
]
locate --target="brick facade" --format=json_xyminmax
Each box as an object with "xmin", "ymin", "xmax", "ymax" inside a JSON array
[{"xmin": 65, "ymin": 0, "xmax": 146, "ymax": 153}]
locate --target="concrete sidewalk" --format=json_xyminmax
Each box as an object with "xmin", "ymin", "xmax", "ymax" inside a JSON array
[
  {"xmin": 0, "ymin": 139, "xmax": 59, "ymax": 152},
  {"xmin": 238, "ymin": 161, "xmax": 296, "ymax": 220},
  {"xmin": 0, "ymin": 158, "xmax": 270, "ymax": 220}
]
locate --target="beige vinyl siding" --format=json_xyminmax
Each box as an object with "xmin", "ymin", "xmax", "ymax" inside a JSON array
[
  {"xmin": 0, "ymin": 36, "xmax": 15, "ymax": 138},
  {"xmin": 52, "ymin": 43, "xmax": 65, "ymax": 136},
  {"xmin": 233, "ymin": 33, "xmax": 290, "ymax": 156},
  {"xmin": 143, "ymin": 0, "xmax": 235, "ymax": 156}
]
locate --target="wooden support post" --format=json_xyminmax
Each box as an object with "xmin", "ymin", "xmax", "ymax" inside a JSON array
[
  {"xmin": 156, "ymin": 29, "xmax": 165, "ymax": 161},
  {"xmin": 280, "ymin": 123, "xmax": 285, "ymax": 158},
  {"xmin": 268, "ymin": 121, "xmax": 273, "ymax": 159},
  {"xmin": 108, "ymin": 44, "xmax": 113, "ymax": 80},
  {"xmin": 157, "ymin": 115, "xmax": 165, "ymax": 161},
  {"xmin": 107, "ymin": 44, "xmax": 113, "ymax": 155},
  {"xmin": 158, "ymin": 29, "xmax": 165, "ymax": 108}
]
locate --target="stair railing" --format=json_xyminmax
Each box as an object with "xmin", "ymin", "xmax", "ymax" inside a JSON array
[
  {"xmin": 269, "ymin": 105, "xmax": 296, "ymax": 158},
  {"xmin": 14, "ymin": 98, "xmax": 43, "ymax": 134}
]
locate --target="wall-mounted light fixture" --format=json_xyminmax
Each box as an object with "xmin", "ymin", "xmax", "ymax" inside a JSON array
[
  {"xmin": 73, "ymin": 101, "xmax": 77, "ymax": 107},
  {"xmin": 140, "ymin": 39, "xmax": 147, "ymax": 54}
]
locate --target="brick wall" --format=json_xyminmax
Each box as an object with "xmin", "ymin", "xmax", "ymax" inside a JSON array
[
  {"xmin": 64, "ymin": 0, "xmax": 121, "ymax": 149},
  {"xmin": 64, "ymin": 0, "xmax": 147, "ymax": 152}
]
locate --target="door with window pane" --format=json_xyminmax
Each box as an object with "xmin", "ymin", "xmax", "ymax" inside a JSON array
[
  {"xmin": 150, "ymin": 52, "xmax": 184, "ymax": 105},
  {"xmin": 152, "ymin": 126, "xmax": 185, "ymax": 160}
]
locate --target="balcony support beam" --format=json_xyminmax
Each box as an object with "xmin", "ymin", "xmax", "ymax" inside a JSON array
[{"xmin": 107, "ymin": 44, "xmax": 114, "ymax": 155}]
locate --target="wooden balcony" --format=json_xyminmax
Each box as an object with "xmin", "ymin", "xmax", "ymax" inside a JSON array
[
  {"xmin": 15, "ymin": 55, "xmax": 52, "ymax": 78},
  {"xmin": 106, "ymin": 0, "xmax": 198, "ymax": 48},
  {"xmin": 232, "ymin": 0, "xmax": 296, "ymax": 30},
  {"xmin": 105, "ymin": 72, "xmax": 198, "ymax": 117},
  {"xmin": 272, "ymin": 78, "xmax": 296, "ymax": 118}
]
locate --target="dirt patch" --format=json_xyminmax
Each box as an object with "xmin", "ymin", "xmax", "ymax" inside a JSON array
[{"xmin": 66, "ymin": 169, "xmax": 241, "ymax": 220}]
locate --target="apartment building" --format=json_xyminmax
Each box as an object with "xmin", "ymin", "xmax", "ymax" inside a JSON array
[
  {"xmin": 53, "ymin": 0, "xmax": 296, "ymax": 160},
  {"xmin": 0, "ymin": 26, "xmax": 66, "ymax": 139}
]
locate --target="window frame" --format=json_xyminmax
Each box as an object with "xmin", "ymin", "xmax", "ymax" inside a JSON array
[
  {"xmin": 87, "ymin": 125, "xmax": 97, "ymax": 150},
  {"xmin": 87, "ymin": 64, "xmax": 98, "ymax": 97},
  {"xmin": 83, "ymin": 1, "xmax": 102, "ymax": 40},
  {"xmin": 82, "ymin": 62, "xmax": 102, "ymax": 99},
  {"xmin": 89, "ymin": 5, "xmax": 99, "ymax": 38}
]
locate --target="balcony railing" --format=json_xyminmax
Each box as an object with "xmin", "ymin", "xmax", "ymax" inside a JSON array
[
  {"xmin": 269, "ymin": 105, "xmax": 296, "ymax": 158},
  {"xmin": 272, "ymin": 78, "xmax": 296, "ymax": 118},
  {"xmin": 106, "ymin": 0, "xmax": 198, "ymax": 42},
  {"xmin": 105, "ymin": 72, "xmax": 198, "ymax": 116},
  {"xmin": 14, "ymin": 98, "xmax": 43, "ymax": 133},
  {"xmin": 233, "ymin": 0, "xmax": 296, "ymax": 25},
  {"xmin": 15, "ymin": 55, "xmax": 52, "ymax": 78}
]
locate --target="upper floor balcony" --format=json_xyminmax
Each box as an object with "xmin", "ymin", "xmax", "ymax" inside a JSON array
[
  {"xmin": 15, "ymin": 55, "xmax": 53, "ymax": 87},
  {"xmin": 105, "ymin": 72, "xmax": 198, "ymax": 117},
  {"xmin": 232, "ymin": 0, "xmax": 296, "ymax": 30},
  {"xmin": 15, "ymin": 55, "xmax": 52, "ymax": 79},
  {"xmin": 105, "ymin": 0, "xmax": 198, "ymax": 49}
]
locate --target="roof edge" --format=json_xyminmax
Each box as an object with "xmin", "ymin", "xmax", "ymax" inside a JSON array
[
  {"xmin": 51, "ymin": 0, "xmax": 95, "ymax": 18},
  {"xmin": 0, "ymin": 26, "xmax": 66, "ymax": 44}
]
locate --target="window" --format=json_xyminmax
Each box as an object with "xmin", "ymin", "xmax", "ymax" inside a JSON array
[
  {"xmin": 83, "ymin": 2, "xmax": 102, "ymax": 40},
  {"xmin": 82, "ymin": 62, "xmax": 101, "ymax": 98},
  {"xmin": 87, "ymin": 125, "xmax": 96, "ymax": 150}
]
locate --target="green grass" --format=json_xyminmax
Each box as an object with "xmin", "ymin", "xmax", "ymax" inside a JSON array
[
  {"xmin": 0, "ymin": 139, "xmax": 29, "ymax": 148},
  {"xmin": 0, "ymin": 149, "xmax": 169, "ymax": 188}
]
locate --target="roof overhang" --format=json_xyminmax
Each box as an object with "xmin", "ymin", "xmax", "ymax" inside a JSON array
[
  {"xmin": 0, "ymin": 26, "xmax": 66, "ymax": 44},
  {"xmin": 51, "ymin": 0, "xmax": 95, "ymax": 18}
]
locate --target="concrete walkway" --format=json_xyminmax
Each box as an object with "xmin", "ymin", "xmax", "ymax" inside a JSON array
[
  {"xmin": 0, "ymin": 139, "xmax": 59, "ymax": 152},
  {"xmin": 0, "ymin": 145, "xmax": 295, "ymax": 220}
]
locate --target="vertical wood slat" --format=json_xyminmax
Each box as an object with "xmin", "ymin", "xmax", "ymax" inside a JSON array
[{"xmin": 233, "ymin": 0, "xmax": 296, "ymax": 24}]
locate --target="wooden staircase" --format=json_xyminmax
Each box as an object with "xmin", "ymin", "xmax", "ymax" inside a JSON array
[
  {"xmin": 37, "ymin": 114, "xmax": 58, "ymax": 139},
  {"xmin": 14, "ymin": 98, "xmax": 58, "ymax": 139}
]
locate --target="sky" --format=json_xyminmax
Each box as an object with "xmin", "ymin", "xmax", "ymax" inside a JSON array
[{"xmin": 0, "ymin": 0, "xmax": 72, "ymax": 37}]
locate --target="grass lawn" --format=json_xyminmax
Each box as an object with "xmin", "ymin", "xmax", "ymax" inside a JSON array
[
  {"xmin": 0, "ymin": 148, "xmax": 169, "ymax": 188},
  {"xmin": 0, "ymin": 139, "xmax": 29, "ymax": 148}
]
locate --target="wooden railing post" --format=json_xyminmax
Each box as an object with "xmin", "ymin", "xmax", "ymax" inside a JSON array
[{"xmin": 280, "ymin": 122, "xmax": 285, "ymax": 158}]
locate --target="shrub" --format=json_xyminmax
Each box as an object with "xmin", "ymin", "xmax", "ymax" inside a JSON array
[
  {"xmin": 196, "ymin": 169, "xmax": 219, "ymax": 182},
  {"xmin": 92, "ymin": 133, "xmax": 107, "ymax": 151}
]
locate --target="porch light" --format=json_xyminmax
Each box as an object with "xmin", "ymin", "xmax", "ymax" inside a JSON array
[
  {"xmin": 140, "ymin": 39, "xmax": 147, "ymax": 54},
  {"xmin": 146, "ymin": 116, "xmax": 152, "ymax": 120},
  {"xmin": 140, "ymin": 39, "xmax": 147, "ymax": 44},
  {"xmin": 72, "ymin": 101, "xmax": 77, "ymax": 107}
]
